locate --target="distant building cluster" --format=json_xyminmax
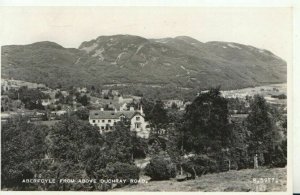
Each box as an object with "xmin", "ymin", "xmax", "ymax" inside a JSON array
[
  {"xmin": 1, "ymin": 78, "xmax": 152, "ymax": 138},
  {"xmin": 1, "ymin": 78, "xmax": 46, "ymax": 92}
]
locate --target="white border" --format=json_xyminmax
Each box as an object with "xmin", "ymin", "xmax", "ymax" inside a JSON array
[
  {"xmin": 0, "ymin": 0, "xmax": 297, "ymax": 195},
  {"xmin": 0, "ymin": 0, "xmax": 294, "ymax": 7}
]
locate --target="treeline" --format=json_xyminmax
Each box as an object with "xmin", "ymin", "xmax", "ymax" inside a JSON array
[
  {"xmin": 140, "ymin": 88, "xmax": 287, "ymax": 180},
  {"xmin": 6, "ymin": 86, "xmax": 49, "ymax": 110}
]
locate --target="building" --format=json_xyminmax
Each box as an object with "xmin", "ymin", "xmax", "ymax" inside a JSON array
[
  {"xmin": 1, "ymin": 79, "xmax": 46, "ymax": 90},
  {"xmin": 163, "ymin": 99, "xmax": 184, "ymax": 109},
  {"xmin": 118, "ymin": 95, "xmax": 134, "ymax": 104},
  {"xmin": 1, "ymin": 80, "xmax": 10, "ymax": 92},
  {"xmin": 41, "ymin": 98, "xmax": 58, "ymax": 107},
  {"xmin": 180, "ymin": 101, "xmax": 192, "ymax": 111},
  {"xmin": 49, "ymin": 110, "xmax": 67, "ymax": 120},
  {"xmin": 77, "ymin": 87, "xmax": 88, "ymax": 93},
  {"xmin": 119, "ymin": 103, "xmax": 128, "ymax": 111},
  {"xmin": 89, "ymin": 106, "xmax": 150, "ymax": 138},
  {"xmin": 1, "ymin": 110, "xmax": 46, "ymax": 123}
]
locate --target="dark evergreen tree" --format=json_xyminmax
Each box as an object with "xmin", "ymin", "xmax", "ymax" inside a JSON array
[
  {"xmin": 78, "ymin": 95, "xmax": 89, "ymax": 106},
  {"xmin": 246, "ymin": 95, "xmax": 281, "ymax": 166},
  {"xmin": 183, "ymin": 87, "xmax": 231, "ymax": 153},
  {"xmin": 143, "ymin": 99, "xmax": 168, "ymax": 135}
]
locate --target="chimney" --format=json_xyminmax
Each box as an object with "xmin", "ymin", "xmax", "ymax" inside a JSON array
[
  {"xmin": 100, "ymin": 108, "xmax": 104, "ymax": 111},
  {"xmin": 140, "ymin": 105, "xmax": 144, "ymax": 115}
]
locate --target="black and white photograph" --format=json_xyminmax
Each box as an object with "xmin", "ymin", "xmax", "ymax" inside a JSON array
[{"xmin": 0, "ymin": 2, "xmax": 294, "ymax": 193}]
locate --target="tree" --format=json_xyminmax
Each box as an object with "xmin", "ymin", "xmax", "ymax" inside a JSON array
[
  {"xmin": 183, "ymin": 87, "xmax": 231, "ymax": 153},
  {"xmin": 1, "ymin": 117, "xmax": 49, "ymax": 189},
  {"xmin": 228, "ymin": 120, "xmax": 251, "ymax": 169},
  {"xmin": 145, "ymin": 155, "xmax": 176, "ymax": 180},
  {"xmin": 44, "ymin": 116, "xmax": 107, "ymax": 190},
  {"xmin": 166, "ymin": 110, "xmax": 185, "ymax": 170},
  {"xmin": 104, "ymin": 122, "xmax": 135, "ymax": 163},
  {"xmin": 74, "ymin": 107, "xmax": 89, "ymax": 120},
  {"xmin": 150, "ymin": 100, "xmax": 168, "ymax": 126},
  {"xmin": 55, "ymin": 91, "xmax": 65, "ymax": 104},
  {"xmin": 141, "ymin": 98, "xmax": 168, "ymax": 135},
  {"xmin": 13, "ymin": 86, "xmax": 48, "ymax": 110},
  {"xmin": 140, "ymin": 98, "xmax": 155, "ymax": 121},
  {"xmin": 130, "ymin": 133, "xmax": 148, "ymax": 159},
  {"xmin": 104, "ymin": 162, "xmax": 140, "ymax": 187},
  {"xmin": 77, "ymin": 95, "xmax": 89, "ymax": 106},
  {"xmin": 57, "ymin": 83, "xmax": 62, "ymax": 89},
  {"xmin": 48, "ymin": 116, "xmax": 103, "ymax": 163},
  {"xmin": 2, "ymin": 116, "xmax": 144, "ymax": 190},
  {"xmin": 171, "ymin": 102, "xmax": 178, "ymax": 110},
  {"xmin": 246, "ymin": 95, "xmax": 277, "ymax": 167}
]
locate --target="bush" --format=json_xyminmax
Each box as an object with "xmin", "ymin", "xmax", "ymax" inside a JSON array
[
  {"xmin": 182, "ymin": 154, "xmax": 218, "ymax": 176},
  {"xmin": 145, "ymin": 155, "xmax": 176, "ymax": 180},
  {"xmin": 271, "ymin": 94, "xmax": 287, "ymax": 99},
  {"xmin": 269, "ymin": 140, "xmax": 287, "ymax": 168},
  {"xmin": 74, "ymin": 107, "xmax": 89, "ymax": 120},
  {"xmin": 104, "ymin": 162, "xmax": 140, "ymax": 187}
]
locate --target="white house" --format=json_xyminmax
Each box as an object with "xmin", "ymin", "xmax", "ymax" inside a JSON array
[
  {"xmin": 118, "ymin": 95, "xmax": 134, "ymax": 104},
  {"xmin": 89, "ymin": 106, "xmax": 150, "ymax": 138}
]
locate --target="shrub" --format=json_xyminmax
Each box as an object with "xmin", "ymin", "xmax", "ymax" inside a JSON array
[
  {"xmin": 269, "ymin": 140, "xmax": 287, "ymax": 168},
  {"xmin": 271, "ymin": 94, "xmax": 287, "ymax": 99},
  {"xmin": 182, "ymin": 154, "xmax": 218, "ymax": 176},
  {"xmin": 144, "ymin": 155, "xmax": 176, "ymax": 180},
  {"xmin": 104, "ymin": 162, "xmax": 140, "ymax": 187}
]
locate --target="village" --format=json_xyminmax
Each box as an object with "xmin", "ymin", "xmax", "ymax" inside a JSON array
[
  {"xmin": 1, "ymin": 78, "xmax": 287, "ymax": 138},
  {"xmin": 1, "ymin": 78, "xmax": 189, "ymax": 137}
]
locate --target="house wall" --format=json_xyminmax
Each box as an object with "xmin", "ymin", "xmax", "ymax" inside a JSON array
[
  {"xmin": 130, "ymin": 115, "xmax": 150, "ymax": 139},
  {"xmin": 89, "ymin": 118, "xmax": 120, "ymax": 133},
  {"xmin": 89, "ymin": 114, "xmax": 150, "ymax": 138}
]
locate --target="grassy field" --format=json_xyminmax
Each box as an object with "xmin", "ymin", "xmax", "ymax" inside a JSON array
[{"xmin": 114, "ymin": 167, "xmax": 286, "ymax": 192}]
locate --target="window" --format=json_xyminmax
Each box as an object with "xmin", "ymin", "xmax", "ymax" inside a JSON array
[
  {"xmin": 108, "ymin": 120, "xmax": 111, "ymax": 123},
  {"xmin": 120, "ymin": 115, "xmax": 125, "ymax": 121},
  {"xmin": 98, "ymin": 120, "xmax": 100, "ymax": 123},
  {"xmin": 101, "ymin": 126, "xmax": 105, "ymax": 130},
  {"xmin": 92, "ymin": 120, "xmax": 95, "ymax": 123},
  {"xmin": 135, "ymin": 123, "xmax": 141, "ymax": 128},
  {"xmin": 136, "ymin": 116, "xmax": 140, "ymax": 121},
  {"xmin": 102, "ymin": 120, "xmax": 105, "ymax": 123}
]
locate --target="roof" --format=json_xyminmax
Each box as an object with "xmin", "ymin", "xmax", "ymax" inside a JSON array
[{"xmin": 89, "ymin": 110, "xmax": 141, "ymax": 120}]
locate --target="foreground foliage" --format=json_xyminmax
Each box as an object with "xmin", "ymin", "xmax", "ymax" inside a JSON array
[{"xmin": 145, "ymin": 155, "xmax": 176, "ymax": 180}]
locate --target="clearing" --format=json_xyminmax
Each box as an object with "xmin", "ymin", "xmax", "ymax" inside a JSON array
[{"xmin": 113, "ymin": 167, "xmax": 286, "ymax": 192}]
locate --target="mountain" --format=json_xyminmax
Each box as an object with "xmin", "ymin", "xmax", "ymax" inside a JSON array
[{"xmin": 1, "ymin": 34, "xmax": 286, "ymax": 91}]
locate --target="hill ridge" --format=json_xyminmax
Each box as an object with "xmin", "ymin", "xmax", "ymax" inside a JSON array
[{"xmin": 1, "ymin": 34, "xmax": 286, "ymax": 91}]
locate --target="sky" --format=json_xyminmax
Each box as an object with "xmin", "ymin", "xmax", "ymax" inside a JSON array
[{"xmin": 0, "ymin": 6, "xmax": 292, "ymax": 63}]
